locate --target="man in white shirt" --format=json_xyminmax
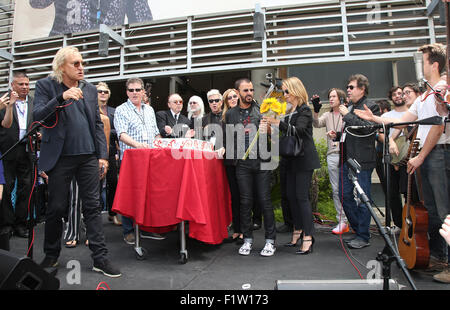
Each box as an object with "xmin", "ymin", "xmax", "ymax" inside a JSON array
[
  {"xmin": 356, "ymin": 43, "xmax": 449, "ymax": 283},
  {"xmin": 0, "ymin": 72, "xmax": 33, "ymax": 239}
]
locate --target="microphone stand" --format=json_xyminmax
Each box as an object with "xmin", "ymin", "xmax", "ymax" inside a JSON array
[
  {"xmin": 347, "ymin": 159, "xmax": 417, "ymax": 290},
  {"xmin": 0, "ymin": 109, "xmax": 57, "ymax": 259}
]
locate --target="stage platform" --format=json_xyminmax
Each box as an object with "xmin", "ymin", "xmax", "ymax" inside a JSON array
[{"xmin": 6, "ymin": 214, "xmax": 449, "ymax": 291}]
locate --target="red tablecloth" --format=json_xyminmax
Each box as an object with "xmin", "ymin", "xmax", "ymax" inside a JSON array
[{"xmin": 112, "ymin": 148, "xmax": 232, "ymax": 244}]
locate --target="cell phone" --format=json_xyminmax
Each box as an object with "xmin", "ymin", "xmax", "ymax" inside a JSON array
[{"xmin": 3, "ymin": 89, "xmax": 11, "ymax": 97}]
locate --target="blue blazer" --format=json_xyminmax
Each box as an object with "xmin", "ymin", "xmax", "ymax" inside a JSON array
[{"xmin": 33, "ymin": 76, "xmax": 108, "ymax": 172}]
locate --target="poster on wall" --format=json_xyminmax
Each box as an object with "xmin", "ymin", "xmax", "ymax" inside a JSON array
[{"xmin": 12, "ymin": 0, "xmax": 336, "ymax": 42}]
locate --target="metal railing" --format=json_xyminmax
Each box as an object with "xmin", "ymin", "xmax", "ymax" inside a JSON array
[{"xmin": 0, "ymin": 0, "xmax": 446, "ymax": 90}]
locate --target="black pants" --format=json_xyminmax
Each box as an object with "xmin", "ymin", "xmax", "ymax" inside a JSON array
[
  {"xmin": 44, "ymin": 154, "xmax": 107, "ymax": 263},
  {"xmin": 236, "ymin": 161, "xmax": 275, "ymax": 241},
  {"xmin": 106, "ymin": 154, "xmax": 118, "ymax": 216},
  {"xmin": 279, "ymin": 159, "xmax": 293, "ymax": 227},
  {"xmin": 1, "ymin": 145, "xmax": 32, "ymax": 229},
  {"xmin": 285, "ymin": 167, "xmax": 314, "ymax": 236},
  {"xmin": 225, "ymin": 165, "xmax": 241, "ymax": 234}
]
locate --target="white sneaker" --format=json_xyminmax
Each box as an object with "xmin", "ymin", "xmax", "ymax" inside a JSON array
[
  {"xmin": 260, "ymin": 242, "xmax": 276, "ymax": 257},
  {"xmin": 332, "ymin": 222, "xmax": 349, "ymax": 235},
  {"xmin": 238, "ymin": 242, "xmax": 252, "ymax": 256}
]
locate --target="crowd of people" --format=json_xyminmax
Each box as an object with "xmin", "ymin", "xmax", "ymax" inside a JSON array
[{"xmin": 0, "ymin": 43, "xmax": 448, "ymax": 284}]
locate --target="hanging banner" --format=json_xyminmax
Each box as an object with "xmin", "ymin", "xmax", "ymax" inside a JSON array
[{"xmin": 12, "ymin": 0, "xmax": 335, "ymax": 43}]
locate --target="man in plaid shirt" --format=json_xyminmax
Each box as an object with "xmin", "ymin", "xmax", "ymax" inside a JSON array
[
  {"xmin": 114, "ymin": 77, "xmax": 163, "ymax": 244},
  {"xmin": 114, "ymin": 77, "xmax": 160, "ymax": 160}
]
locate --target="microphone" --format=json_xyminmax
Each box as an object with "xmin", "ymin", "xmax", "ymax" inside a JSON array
[
  {"xmin": 413, "ymin": 52, "xmax": 424, "ymax": 88},
  {"xmin": 347, "ymin": 115, "xmax": 443, "ymax": 130}
]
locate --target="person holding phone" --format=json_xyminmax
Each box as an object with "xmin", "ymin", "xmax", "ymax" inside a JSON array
[
  {"xmin": 312, "ymin": 88, "xmax": 349, "ymax": 235},
  {"xmin": 0, "ymin": 72, "xmax": 33, "ymax": 240}
]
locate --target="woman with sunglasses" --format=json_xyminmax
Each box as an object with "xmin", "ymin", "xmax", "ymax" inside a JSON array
[
  {"xmin": 97, "ymin": 83, "xmax": 121, "ymax": 226},
  {"xmin": 221, "ymin": 89, "xmax": 239, "ymax": 122},
  {"xmin": 264, "ymin": 76, "xmax": 321, "ymax": 255}
]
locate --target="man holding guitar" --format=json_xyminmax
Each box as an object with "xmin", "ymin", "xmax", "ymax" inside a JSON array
[{"xmin": 355, "ymin": 43, "xmax": 449, "ymax": 283}]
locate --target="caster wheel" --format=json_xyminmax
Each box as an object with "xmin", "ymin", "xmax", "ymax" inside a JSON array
[
  {"xmin": 179, "ymin": 252, "xmax": 188, "ymax": 264},
  {"xmin": 135, "ymin": 247, "xmax": 147, "ymax": 260}
]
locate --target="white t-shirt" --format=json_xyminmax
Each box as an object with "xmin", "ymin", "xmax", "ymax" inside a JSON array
[
  {"xmin": 408, "ymin": 80, "xmax": 450, "ymax": 147},
  {"xmin": 381, "ymin": 109, "xmax": 407, "ymax": 137}
]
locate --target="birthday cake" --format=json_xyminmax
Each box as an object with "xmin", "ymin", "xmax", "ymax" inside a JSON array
[{"xmin": 152, "ymin": 138, "xmax": 214, "ymax": 152}]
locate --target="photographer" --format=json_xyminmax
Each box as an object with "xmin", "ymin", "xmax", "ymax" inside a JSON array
[{"xmin": 312, "ymin": 88, "xmax": 348, "ymax": 235}]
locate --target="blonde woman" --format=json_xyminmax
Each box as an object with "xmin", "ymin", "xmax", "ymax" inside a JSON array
[
  {"xmin": 265, "ymin": 76, "xmax": 321, "ymax": 255},
  {"xmin": 221, "ymin": 88, "xmax": 239, "ymax": 121}
]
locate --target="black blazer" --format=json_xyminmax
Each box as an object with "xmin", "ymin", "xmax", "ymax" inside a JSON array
[
  {"xmin": 33, "ymin": 77, "xmax": 108, "ymax": 172},
  {"xmin": 279, "ymin": 104, "xmax": 320, "ymax": 171},
  {"xmin": 156, "ymin": 109, "xmax": 191, "ymax": 138},
  {"xmin": 0, "ymin": 96, "xmax": 34, "ymax": 161}
]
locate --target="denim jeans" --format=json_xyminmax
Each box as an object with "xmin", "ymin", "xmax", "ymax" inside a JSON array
[
  {"xmin": 122, "ymin": 216, "xmax": 134, "ymax": 236},
  {"xmin": 339, "ymin": 162, "xmax": 373, "ymax": 242},
  {"xmin": 419, "ymin": 146, "xmax": 450, "ymax": 262}
]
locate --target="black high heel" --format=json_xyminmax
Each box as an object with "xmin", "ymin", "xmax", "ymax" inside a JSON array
[
  {"xmin": 295, "ymin": 236, "xmax": 314, "ymax": 255},
  {"xmin": 284, "ymin": 231, "xmax": 303, "ymax": 247}
]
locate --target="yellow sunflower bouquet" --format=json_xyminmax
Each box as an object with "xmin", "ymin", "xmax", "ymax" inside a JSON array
[{"xmin": 242, "ymin": 97, "xmax": 287, "ymax": 160}]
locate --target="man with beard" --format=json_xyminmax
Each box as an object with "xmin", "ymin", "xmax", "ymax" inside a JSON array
[
  {"xmin": 380, "ymin": 86, "xmax": 410, "ymax": 230},
  {"xmin": 224, "ymin": 78, "xmax": 276, "ymax": 257}
]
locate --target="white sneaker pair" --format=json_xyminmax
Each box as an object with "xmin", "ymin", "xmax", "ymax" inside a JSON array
[{"xmin": 238, "ymin": 241, "xmax": 276, "ymax": 257}]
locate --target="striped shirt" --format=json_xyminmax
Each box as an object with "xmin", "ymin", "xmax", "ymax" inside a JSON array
[{"xmin": 114, "ymin": 100, "xmax": 160, "ymax": 159}]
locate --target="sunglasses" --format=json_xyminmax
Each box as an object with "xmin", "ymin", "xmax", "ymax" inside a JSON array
[
  {"xmin": 346, "ymin": 85, "xmax": 355, "ymax": 90},
  {"xmin": 189, "ymin": 101, "xmax": 197, "ymax": 105},
  {"xmin": 127, "ymin": 88, "xmax": 142, "ymax": 92},
  {"xmin": 227, "ymin": 95, "xmax": 238, "ymax": 100},
  {"xmin": 171, "ymin": 100, "xmax": 183, "ymax": 104},
  {"xmin": 208, "ymin": 99, "xmax": 221, "ymax": 103},
  {"xmin": 97, "ymin": 90, "xmax": 109, "ymax": 94},
  {"xmin": 72, "ymin": 61, "xmax": 85, "ymax": 67},
  {"xmin": 240, "ymin": 88, "xmax": 254, "ymax": 93}
]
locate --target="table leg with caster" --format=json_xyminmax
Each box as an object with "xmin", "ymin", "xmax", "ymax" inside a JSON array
[
  {"xmin": 134, "ymin": 224, "xmax": 147, "ymax": 260},
  {"xmin": 179, "ymin": 221, "xmax": 188, "ymax": 264}
]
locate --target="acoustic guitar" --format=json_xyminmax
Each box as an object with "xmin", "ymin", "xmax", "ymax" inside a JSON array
[{"xmin": 398, "ymin": 139, "xmax": 430, "ymax": 269}]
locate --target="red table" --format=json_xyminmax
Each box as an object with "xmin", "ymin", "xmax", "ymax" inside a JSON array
[{"xmin": 112, "ymin": 148, "xmax": 232, "ymax": 255}]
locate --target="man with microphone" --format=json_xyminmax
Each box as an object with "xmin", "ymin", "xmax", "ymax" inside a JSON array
[
  {"xmin": 356, "ymin": 43, "xmax": 449, "ymax": 283},
  {"xmin": 33, "ymin": 46, "xmax": 121, "ymax": 278},
  {"xmin": 338, "ymin": 74, "xmax": 380, "ymax": 249}
]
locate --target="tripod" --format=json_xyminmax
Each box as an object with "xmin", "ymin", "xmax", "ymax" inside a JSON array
[{"xmin": 347, "ymin": 158, "xmax": 417, "ymax": 290}]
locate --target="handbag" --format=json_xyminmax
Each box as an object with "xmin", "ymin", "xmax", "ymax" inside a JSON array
[{"xmin": 279, "ymin": 124, "xmax": 304, "ymax": 157}]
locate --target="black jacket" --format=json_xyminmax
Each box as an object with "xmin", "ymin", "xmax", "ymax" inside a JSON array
[
  {"xmin": 342, "ymin": 96, "xmax": 380, "ymax": 170},
  {"xmin": 223, "ymin": 101, "xmax": 262, "ymax": 166},
  {"xmin": 156, "ymin": 109, "xmax": 191, "ymax": 138},
  {"xmin": 279, "ymin": 104, "xmax": 321, "ymax": 171}
]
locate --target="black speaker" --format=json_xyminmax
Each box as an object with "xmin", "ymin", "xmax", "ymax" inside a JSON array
[
  {"xmin": 0, "ymin": 250, "xmax": 59, "ymax": 290},
  {"xmin": 275, "ymin": 279, "xmax": 400, "ymax": 290}
]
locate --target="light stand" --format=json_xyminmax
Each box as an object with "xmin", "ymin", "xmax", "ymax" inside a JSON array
[{"xmin": 347, "ymin": 158, "xmax": 417, "ymax": 290}]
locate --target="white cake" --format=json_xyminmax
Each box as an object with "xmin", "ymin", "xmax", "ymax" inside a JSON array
[{"xmin": 152, "ymin": 138, "xmax": 214, "ymax": 152}]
